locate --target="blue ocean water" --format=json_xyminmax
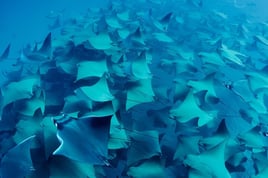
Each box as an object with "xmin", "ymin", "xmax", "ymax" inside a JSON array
[{"xmin": 1, "ymin": 0, "xmax": 268, "ymax": 177}]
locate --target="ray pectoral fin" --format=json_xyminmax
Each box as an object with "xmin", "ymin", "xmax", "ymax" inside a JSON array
[
  {"xmin": 126, "ymin": 78, "xmax": 155, "ymax": 110},
  {"xmin": 0, "ymin": 136, "xmax": 35, "ymax": 178},
  {"xmin": 76, "ymin": 76, "xmax": 114, "ymax": 102},
  {"xmin": 0, "ymin": 44, "xmax": 11, "ymax": 60},
  {"xmin": 169, "ymin": 90, "xmax": 214, "ymax": 127},
  {"xmin": 53, "ymin": 115, "xmax": 112, "ymax": 165},
  {"xmin": 76, "ymin": 60, "xmax": 108, "ymax": 81},
  {"xmin": 88, "ymin": 33, "xmax": 113, "ymax": 50},
  {"xmin": 184, "ymin": 140, "xmax": 231, "ymax": 178},
  {"xmin": 38, "ymin": 32, "xmax": 52, "ymax": 54}
]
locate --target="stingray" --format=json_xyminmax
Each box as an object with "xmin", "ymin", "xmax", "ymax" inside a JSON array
[
  {"xmin": 238, "ymin": 127, "xmax": 268, "ymax": 148},
  {"xmin": 76, "ymin": 60, "xmax": 108, "ymax": 81},
  {"xmin": 117, "ymin": 28, "xmax": 131, "ymax": 40},
  {"xmin": 105, "ymin": 15, "xmax": 123, "ymax": 29},
  {"xmin": 1, "ymin": 75, "xmax": 40, "ymax": 108},
  {"xmin": 79, "ymin": 100, "xmax": 119, "ymax": 118},
  {"xmin": 173, "ymin": 136, "xmax": 201, "ymax": 161},
  {"xmin": 53, "ymin": 115, "xmax": 112, "ymax": 165},
  {"xmin": 184, "ymin": 140, "xmax": 231, "ymax": 178},
  {"xmin": 127, "ymin": 130, "xmax": 161, "ymax": 166},
  {"xmin": 75, "ymin": 75, "xmax": 114, "ymax": 102},
  {"xmin": 117, "ymin": 10, "xmax": 130, "ymax": 21},
  {"xmin": 246, "ymin": 71, "xmax": 268, "ymax": 93},
  {"xmin": 219, "ymin": 44, "xmax": 246, "ymax": 66},
  {"xmin": 169, "ymin": 90, "xmax": 214, "ymax": 127},
  {"xmin": 0, "ymin": 136, "xmax": 35, "ymax": 178},
  {"xmin": 187, "ymin": 73, "xmax": 219, "ymax": 104},
  {"xmin": 12, "ymin": 115, "xmax": 41, "ymax": 144},
  {"xmin": 126, "ymin": 78, "xmax": 155, "ymax": 110},
  {"xmin": 63, "ymin": 94, "xmax": 92, "ymax": 117},
  {"xmin": 131, "ymin": 51, "xmax": 151, "ymax": 79},
  {"xmin": 13, "ymin": 88, "xmax": 45, "ymax": 117},
  {"xmin": 88, "ymin": 32, "xmax": 114, "ymax": 50}
]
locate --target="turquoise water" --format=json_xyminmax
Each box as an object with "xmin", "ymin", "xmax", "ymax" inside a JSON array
[{"xmin": 1, "ymin": 0, "xmax": 268, "ymax": 177}]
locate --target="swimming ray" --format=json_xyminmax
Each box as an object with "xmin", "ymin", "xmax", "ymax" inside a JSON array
[
  {"xmin": 230, "ymin": 79, "xmax": 254, "ymax": 103},
  {"xmin": 246, "ymin": 71, "xmax": 268, "ymax": 93},
  {"xmin": 131, "ymin": 51, "xmax": 151, "ymax": 79},
  {"xmin": 76, "ymin": 60, "xmax": 108, "ymax": 81},
  {"xmin": 238, "ymin": 127, "xmax": 268, "ymax": 148},
  {"xmin": 12, "ymin": 115, "xmax": 41, "ymax": 144},
  {"xmin": 248, "ymin": 93, "xmax": 267, "ymax": 114},
  {"xmin": 13, "ymin": 88, "xmax": 45, "ymax": 117},
  {"xmin": 199, "ymin": 120, "xmax": 229, "ymax": 150},
  {"xmin": 76, "ymin": 76, "xmax": 114, "ymax": 102},
  {"xmin": 79, "ymin": 100, "xmax": 119, "ymax": 118},
  {"xmin": 172, "ymin": 78, "xmax": 190, "ymax": 102},
  {"xmin": 117, "ymin": 10, "xmax": 130, "ymax": 21},
  {"xmin": 1, "ymin": 0, "xmax": 267, "ymax": 177},
  {"xmin": 173, "ymin": 136, "xmax": 201, "ymax": 161},
  {"xmin": 169, "ymin": 90, "xmax": 214, "ymax": 127},
  {"xmin": 187, "ymin": 73, "xmax": 219, "ymax": 104},
  {"xmin": 1, "ymin": 75, "xmax": 40, "ymax": 112},
  {"xmin": 88, "ymin": 32, "xmax": 113, "ymax": 50},
  {"xmin": 63, "ymin": 94, "xmax": 92, "ymax": 117},
  {"xmin": 105, "ymin": 16, "xmax": 123, "ymax": 29},
  {"xmin": 0, "ymin": 136, "xmax": 35, "ymax": 178},
  {"xmin": 108, "ymin": 114, "xmax": 129, "ymax": 149},
  {"xmin": 56, "ymin": 57, "xmax": 79, "ymax": 76},
  {"xmin": 219, "ymin": 44, "xmax": 246, "ymax": 66},
  {"xmin": 126, "ymin": 78, "xmax": 155, "ymax": 110},
  {"xmin": 53, "ymin": 115, "xmax": 112, "ymax": 165},
  {"xmin": 184, "ymin": 140, "xmax": 231, "ymax": 178},
  {"xmin": 117, "ymin": 28, "xmax": 131, "ymax": 39},
  {"xmin": 127, "ymin": 130, "xmax": 161, "ymax": 166}
]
